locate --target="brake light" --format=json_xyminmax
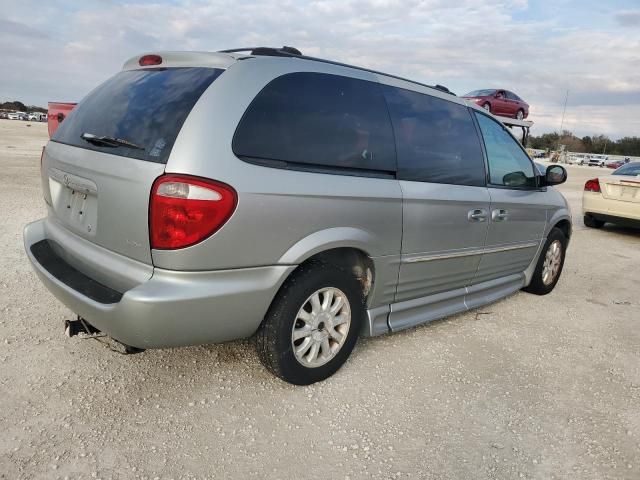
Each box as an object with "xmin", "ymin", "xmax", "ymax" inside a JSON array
[
  {"xmin": 584, "ymin": 178, "xmax": 601, "ymax": 192},
  {"xmin": 150, "ymin": 174, "xmax": 237, "ymax": 250},
  {"xmin": 139, "ymin": 54, "xmax": 162, "ymax": 66}
]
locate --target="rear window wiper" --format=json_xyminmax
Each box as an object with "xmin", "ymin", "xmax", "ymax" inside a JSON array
[{"xmin": 81, "ymin": 132, "xmax": 144, "ymax": 150}]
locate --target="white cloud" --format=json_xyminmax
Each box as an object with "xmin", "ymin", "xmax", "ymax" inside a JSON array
[{"xmin": 0, "ymin": 0, "xmax": 638, "ymax": 138}]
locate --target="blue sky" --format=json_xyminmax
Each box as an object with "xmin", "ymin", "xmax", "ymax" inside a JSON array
[{"xmin": 1, "ymin": 0, "xmax": 639, "ymax": 138}]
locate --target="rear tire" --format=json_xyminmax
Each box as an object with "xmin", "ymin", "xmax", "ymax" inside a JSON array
[
  {"xmin": 523, "ymin": 228, "xmax": 567, "ymax": 296},
  {"xmin": 516, "ymin": 109, "xmax": 525, "ymax": 120},
  {"xmin": 583, "ymin": 214, "xmax": 605, "ymax": 228},
  {"xmin": 256, "ymin": 262, "xmax": 364, "ymax": 385}
]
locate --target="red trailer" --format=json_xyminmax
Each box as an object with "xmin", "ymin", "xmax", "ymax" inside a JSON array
[{"xmin": 47, "ymin": 102, "xmax": 76, "ymax": 138}]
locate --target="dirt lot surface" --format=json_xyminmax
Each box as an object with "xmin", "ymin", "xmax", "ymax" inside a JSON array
[{"xmin": 1, "ymin": 118, "xmax": 639, "ymax": 479}]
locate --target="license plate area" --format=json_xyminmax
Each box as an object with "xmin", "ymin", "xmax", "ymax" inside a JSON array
[
  {"xmin": 620, "ymin": 186, "xmax": 639, "ymax": 200},
  {"xmin": 605, "ymin": 183, "xmax": 640, "ymax": 203},
  {"xmin": 48, "ymin": 168, "xmax": 98, "ymax": 236}
]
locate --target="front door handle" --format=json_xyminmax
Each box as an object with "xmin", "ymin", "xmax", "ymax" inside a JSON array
[
  {"xmin": 492, "ymin": 209, "xmax": 509, "ymax": 221},
  {"xmin": 468, "ymin": 208, "xmax": 487, "ymax": 222}
]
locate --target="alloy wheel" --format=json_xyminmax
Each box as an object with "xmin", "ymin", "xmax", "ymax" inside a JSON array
[
  {"xmin": 291, "ymin": 287, "xmax": 351, "ymax": 368},
  {"xmin": 542, "ymin": 240, "xmax": 563, "ymax": 286}
]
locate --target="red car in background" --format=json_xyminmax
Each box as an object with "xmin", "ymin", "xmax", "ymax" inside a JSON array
[
  {"xmin": 463, "ymin": 89, "xmax": 529, "ymax": 120},
  {"xmin": 606, "ymin": 158, "xmax": 632, "ymax": 169}
]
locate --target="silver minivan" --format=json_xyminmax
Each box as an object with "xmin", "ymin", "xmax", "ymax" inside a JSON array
[{"xmin": 24, "ymin": 47, "xmax": 571, "ymax": 384}]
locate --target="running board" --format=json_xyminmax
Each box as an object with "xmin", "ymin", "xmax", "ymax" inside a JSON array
[{"xmin": 364, "ymin": 273, "xmax": 525, "ymax": 334}]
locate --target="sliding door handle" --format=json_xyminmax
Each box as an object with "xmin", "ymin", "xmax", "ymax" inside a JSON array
[
  {"xmin": 468, "ymin": 209, "xmax": 487, "ymax": 222},
  {"xmin": 492, "ymin": 209, "xmax": 509, "ymax": 221}
]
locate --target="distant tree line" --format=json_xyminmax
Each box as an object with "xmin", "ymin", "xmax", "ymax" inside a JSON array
[
  {"xmin": 0, "ymin": 100, "xmax": 47, "ymax": 113},
  {"xmin": 529, "ymin": 130, "xmax": 640, "ymax": 157}
]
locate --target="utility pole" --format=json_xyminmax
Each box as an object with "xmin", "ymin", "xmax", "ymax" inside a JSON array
[
  {"xmin": 556, "ymin": 90, "xmax": 570, "ymax": 162},
  {"xmin": 559, "ymin": 89, "xmax": 569, "ymax": 134}
]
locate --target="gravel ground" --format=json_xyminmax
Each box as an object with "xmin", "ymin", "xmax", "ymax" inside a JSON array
[{"xmin": 1, "ymin": 118, "xmax": 639, "ymax": 479}]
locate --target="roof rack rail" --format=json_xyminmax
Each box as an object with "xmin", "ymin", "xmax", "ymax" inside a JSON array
[{"xmin": 217, "ymin": 46, "xmax": 455, "ymax": 96}]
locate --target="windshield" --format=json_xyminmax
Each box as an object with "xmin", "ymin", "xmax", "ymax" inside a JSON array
[
  {"xmin": 612, "ymin": 162, "xmax": 640, "ymax": 176},
  {"xmin": 52, "ymin": 67, "xmax": 223, "ymax": 164},
  {"xmin": 464, "ymin": 89, "xmax": 496, "ymax": 97}
]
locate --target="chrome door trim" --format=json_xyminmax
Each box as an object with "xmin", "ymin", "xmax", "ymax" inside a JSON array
[
  {"xmin": 403, "ymin": 247, "xmax": 485, "ymax": 263},
  {"xmin": 402, "ymin": 240, "xmax": 540, "ymax": 264},
  {"xmin": 484, "ymin": 240, "xmax": 539, "ymax": 254}
]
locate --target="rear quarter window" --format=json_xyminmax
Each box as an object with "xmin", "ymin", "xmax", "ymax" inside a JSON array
[{"xmin": 52, "ymin": 67, "xmax": 223, "ymax": 164}]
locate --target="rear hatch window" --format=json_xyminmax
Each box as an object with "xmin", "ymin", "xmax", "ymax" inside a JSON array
[{"xmin": 52, "ymin": 67, "xmax": 223, "ymax": 164}]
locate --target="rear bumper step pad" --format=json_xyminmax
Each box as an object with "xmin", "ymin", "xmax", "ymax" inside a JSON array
[{"xmin": 30, "ymin": 240, "xmax": 123, "ymax": 304}]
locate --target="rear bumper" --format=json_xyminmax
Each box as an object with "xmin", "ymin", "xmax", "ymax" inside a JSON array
[
  {"xmin": 583, "ymin": 193, "xmax": 640, "ymax": 222},
  {"xmin": 584, "ymin": 213, "xmax": 640, "ymax": 228},
  {"xmin": 24, "ymin": 219, "xmax": 295, "ymax": 348}
]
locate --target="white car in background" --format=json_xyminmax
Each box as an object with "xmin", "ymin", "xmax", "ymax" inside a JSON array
[
  {"xmin": 7, "ymin": 112, "xmax": 25, "ymax": 120},
  {"xmin": 583, "ymin": 162, "xmax": 640, "ymax": 228},
  {"xmin": 587, "ymin": 157, "xmax": 605, "ymax": 167}
]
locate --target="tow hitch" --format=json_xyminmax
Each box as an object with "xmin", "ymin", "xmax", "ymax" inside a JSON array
[
  {"xmin": 64, "ymin": 316, "xmax": 145, "ymax": 355},
  {"xmin": 64, "ymin": 316, "xmax": 100, "ymax": 337}
]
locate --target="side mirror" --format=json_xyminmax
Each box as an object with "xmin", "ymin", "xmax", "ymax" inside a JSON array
[{"xmin": 544, "ymin": 165, "xmax": 567, "ymax": 186}]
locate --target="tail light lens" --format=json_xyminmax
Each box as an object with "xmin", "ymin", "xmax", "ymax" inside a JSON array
[
  {"xmin": 584, "ymin": 178, "xmax": 601, "ymax": 193},
  {"xmin": 150, "ymin": 174, "xmax": 237, "ymax": 250}
]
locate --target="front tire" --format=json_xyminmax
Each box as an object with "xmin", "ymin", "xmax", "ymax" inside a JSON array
[
  {"xmin": 483, "ymin": 102, "xmax": 491, "ymax": 113},
  {"xmin": 523, "ymin": 228, "xmax": 567, "ymax": 295},
  {"xmin": 516, "ymin": 109, "xmax": 525, "ymax": 120},
  {"xmin": 256, "ymin": 262, "xmax": 364, "ymax": 385}
]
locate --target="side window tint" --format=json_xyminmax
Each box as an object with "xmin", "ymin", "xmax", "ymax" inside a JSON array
[
  {"xmin": 233, "ymin": 72, "xmax": 396, "ymax": 173},
  {"xmin": 475, "ymin": 113, "xmax": 537, "ymax": 188},
  {"xmin": 384, "ymin": 87, "xmax": 486, "ymax": 186}
]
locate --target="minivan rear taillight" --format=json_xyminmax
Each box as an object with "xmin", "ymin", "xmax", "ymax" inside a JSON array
[
  {"xmin": 584, "ymin": 178, "xmax": 601, "ymax": 193},
  {"xmin": 150, "ymin": 174, "xmax": 237, "ymax": 250}
]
